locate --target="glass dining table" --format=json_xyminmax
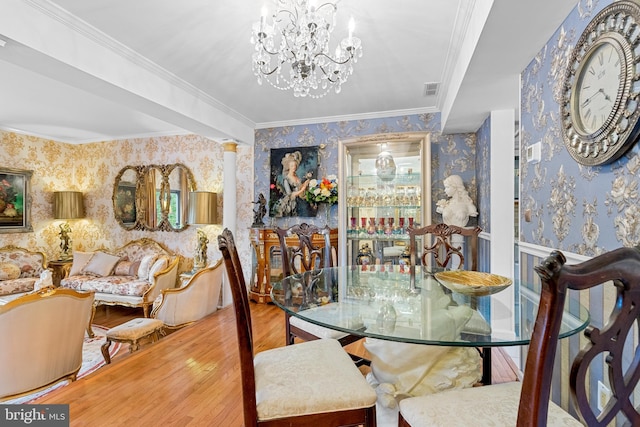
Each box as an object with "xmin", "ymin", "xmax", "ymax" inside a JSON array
[{"xmin": 270, "ymin": 264, "xmax": 590, "ymax": 386}]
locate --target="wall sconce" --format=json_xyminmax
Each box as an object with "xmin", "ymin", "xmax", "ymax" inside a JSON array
[
  {"xmin": 187, "ymin": 191, "xmax": 217, "ymax": 271},
  {"xmin": 53, "ymin": 191, "xmax": 85, "ymax": 260}
]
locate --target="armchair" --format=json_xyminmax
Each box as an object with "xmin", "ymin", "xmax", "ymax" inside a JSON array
[
  {"xmin": 151, "ymin": 259, "xmax": 224, "ymax": 329},
  {"xmin": 0, "ymin": 287, "xmax": 94, "ymax": 401}
]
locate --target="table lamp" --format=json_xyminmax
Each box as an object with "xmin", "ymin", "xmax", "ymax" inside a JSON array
[
  {"xmin": 53, "ymin": 191, "xmax": 85, "ymax": 260},
  {"xmin": 187, "ymin": 191, "xmax": 217, "ymax": 271}
]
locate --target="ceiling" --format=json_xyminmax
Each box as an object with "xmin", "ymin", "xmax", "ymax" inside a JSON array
[{"xmin": 0, "ymin": 0, "xmax": 578, "ymax": 145}]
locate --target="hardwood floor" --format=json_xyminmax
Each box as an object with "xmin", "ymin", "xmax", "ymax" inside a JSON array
[{"xmin": 35, "ymin": 302, "xmax": 519, "ymax": 426}]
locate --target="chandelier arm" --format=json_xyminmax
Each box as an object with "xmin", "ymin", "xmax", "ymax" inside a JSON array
[
  {"xmin": 259, "ymin": 62, "xmax": 286, "ymax": 76},
  {"xmin": 257, "ymin": 41, "xmax": 284, "ymax": 58},
  {"xmin": 318, "ymin": 65, "xmax": 341, "ymax": 83},
  {"xmin": 315, "ymin": 3, "xmax": 338, "ymax": 14},
  {"xmin": 313, "ymin": 51, "xmax": 354, "ymax": 66},
  {"xmin": 274, "ymin": 8, "xmax": 298, "ymax": 25}
]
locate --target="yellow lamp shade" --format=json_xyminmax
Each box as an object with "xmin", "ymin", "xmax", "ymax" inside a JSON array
[
  {"xmin": 187, "ymin": 191, "xmax": 217, "ymax": 225},
  {"xmin": 53, "ymin": 191, "xmax": 85, "ymax": 219}
]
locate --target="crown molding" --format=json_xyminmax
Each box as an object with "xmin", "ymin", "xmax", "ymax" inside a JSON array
[{"xmin": 255, "ymin": 106, "xmax": 439, "ymax": 130}]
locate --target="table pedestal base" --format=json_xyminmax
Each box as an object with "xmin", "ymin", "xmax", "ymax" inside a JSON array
[{"xmin": 364, "ymin": 339, "xmax": 481, "ymax": 410}]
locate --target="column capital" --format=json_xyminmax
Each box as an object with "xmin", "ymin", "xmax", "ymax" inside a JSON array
[{"xmin": 222, "ymin": 142, "xmax": 238, "ymax": 152}]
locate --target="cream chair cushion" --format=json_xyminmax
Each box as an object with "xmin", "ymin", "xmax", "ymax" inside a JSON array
[
  {"xmin": 398, "ymin": 381, "xmax": 583, "ymax": 426},
  {"xmin": 253, "ymin": 338, "xmax": 377, "ymax": 421}
]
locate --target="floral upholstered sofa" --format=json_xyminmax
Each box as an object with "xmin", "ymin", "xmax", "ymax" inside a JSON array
[
  {"xmin": 0, "ymin": 246, "xmax": 47, "ymax": 301},
  {"xmin": 60, "ymin": 238, "xmax": 180, "ymax": 325}
]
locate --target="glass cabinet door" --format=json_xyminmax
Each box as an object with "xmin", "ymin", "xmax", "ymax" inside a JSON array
[{"xmin": 338, "ymin": 133, "xmax": 431, "ymax": 266}]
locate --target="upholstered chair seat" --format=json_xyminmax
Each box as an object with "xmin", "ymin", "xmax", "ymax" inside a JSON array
[
  {"xmin": 398, "ymin": 382, "xmax": 582, "ymax": 426},
  {"xmin": 254, "ymin": 338, "xmax": 377, "ymax": 421}
]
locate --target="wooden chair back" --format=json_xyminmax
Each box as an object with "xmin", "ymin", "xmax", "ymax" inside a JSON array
[
  {"xmin": 275, "ymin": 223, "xmax": 334, "ymax": 276},
  {"xmin": 517, "ymin": 247, "xmax": 640, "ymax": 426},
  {"xmin": 407, "ymin": 223, "xmax": 481, "ymax": 289},
  {"xmin": 217, "ymin": 228, "xmax": 258, "ymax": 424}
]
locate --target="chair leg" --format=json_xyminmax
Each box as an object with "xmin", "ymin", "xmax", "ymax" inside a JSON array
[
  {"xmin": 285, "ymin": 314, "xmax": 295, "ymax": 345},
  {"xmin": 398, "ymin": 412, "xmax": 411, "ymax": 427},
  {"xmin": 101, "ymin": 340, "xmax": 112, "ymax": 364},
  {"xmin": 365, "ymin": 405, "xmax": 377, "ymax": 427}
]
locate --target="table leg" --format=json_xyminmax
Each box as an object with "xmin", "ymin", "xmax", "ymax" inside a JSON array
[{"xmin": 481, "ymin": 347, "xmax": 492, "ymax": 385}]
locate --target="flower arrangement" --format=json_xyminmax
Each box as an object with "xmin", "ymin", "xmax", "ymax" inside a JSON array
[{"xmin": 305, "ymin": 175, "xmax": 338, "ymax": 207}]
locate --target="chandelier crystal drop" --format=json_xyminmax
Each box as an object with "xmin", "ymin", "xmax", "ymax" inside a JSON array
[{"xmin": 250, "ymin": 0, "xmax": 363, "ymax": 98}]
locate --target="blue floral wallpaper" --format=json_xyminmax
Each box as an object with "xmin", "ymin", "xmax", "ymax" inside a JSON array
[
  {"xmin": 476, "ymin": 116, "xmax": 491, "ymax": 234},
  {"xmin": 254, "ymin": 113, "xmax": 477, "ymax": 228},
  {"xmin": 520, "ymin": 0, "xmax": 640, "ymax": 255}
]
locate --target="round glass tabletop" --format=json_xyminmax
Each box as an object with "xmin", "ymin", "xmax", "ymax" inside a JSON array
[{"xmin": 271, "ymin": 265, "xmax": 590, "ymax": 347}]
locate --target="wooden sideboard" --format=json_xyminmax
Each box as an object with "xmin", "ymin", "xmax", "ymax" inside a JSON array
[{"xmin": 249, "ymin": 227, "xmax": 338, "ymax": 304}]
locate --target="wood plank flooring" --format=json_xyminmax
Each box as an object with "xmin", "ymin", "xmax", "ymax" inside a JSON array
[{"xmin": 35, "ymin": 302, "xmax": 519, "ymax": 426}]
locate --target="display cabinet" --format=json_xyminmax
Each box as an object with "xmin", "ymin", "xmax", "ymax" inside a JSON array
[
  {"xmin": 338, "ymin": 133, "xmax": 431, "ymax": 266},
  {"xmin": 249, "ymin": 227, "xmax": 339, "ymax": 303}
]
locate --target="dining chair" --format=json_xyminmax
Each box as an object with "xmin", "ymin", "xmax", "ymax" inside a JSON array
[
  {"xmin": 407, "ymin": 223, "xmax": 481, "ymax": 282},
  {"xmin": 398, "ymin": 246, "xmax": 640, "ymax": 426},
  {"xmin": 407, "ymin": 223, "xmax": 490, "ymax": 381},
  {"xmin": 275, "ymin": 223, "xmax": 365, "ymax": 357},
  {"xmin": 217, "ymin": 228, "xmax": 378, "ymax": 427}
]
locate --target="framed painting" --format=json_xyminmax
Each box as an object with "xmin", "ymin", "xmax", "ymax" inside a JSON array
[
  {"xmin": 269, "ymin": 146, "xmax": 319, "ymax": 217},
  {"xmin": 0, "ymin": 167, "xmax": 33, "ymax": 233},
  {"xmin": 115, "ymin": 181, "xmax": 137, "ymax": 224}
]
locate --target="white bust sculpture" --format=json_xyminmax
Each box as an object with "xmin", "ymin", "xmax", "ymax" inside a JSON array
[{"xmin": 436, "ymin": 175, "xmax": 478, "ymax": 227}]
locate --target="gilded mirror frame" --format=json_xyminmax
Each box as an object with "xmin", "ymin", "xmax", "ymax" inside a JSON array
[{"xmin": 113, "ymin": 163, "xmax": 196, "ymax": 232}]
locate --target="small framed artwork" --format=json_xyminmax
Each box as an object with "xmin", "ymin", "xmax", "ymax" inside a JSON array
[
  {"xmin": 115, "ymin": 181, "xmax": 137, "ymax": 224},
  {"xmin": 0, "ymin": 167, "xmax": 33, "ymax": 233}
]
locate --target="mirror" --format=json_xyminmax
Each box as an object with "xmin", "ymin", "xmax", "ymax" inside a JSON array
[{"xmin": 113, "ymin": 163, "xmax": 196, "ymax": 232}]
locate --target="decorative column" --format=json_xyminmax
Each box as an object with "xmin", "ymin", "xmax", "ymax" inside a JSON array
[{"xmin": 221, "ymin": 141, "xmax": 238, "ymax": 307}]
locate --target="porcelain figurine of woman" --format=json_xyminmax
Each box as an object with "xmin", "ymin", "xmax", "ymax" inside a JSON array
[{"xmin": 436, "ymin": 175, "xmax": 478, "ymax": 227}]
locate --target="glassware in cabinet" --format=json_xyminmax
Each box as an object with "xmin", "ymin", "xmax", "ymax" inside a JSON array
[{"xmin": 338, "ymin": 133, "xmax": 431, "ymax": 267}]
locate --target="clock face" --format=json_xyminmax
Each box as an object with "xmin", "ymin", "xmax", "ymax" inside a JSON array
[
  {"xmin": 574, "ymin": 42, "xmax": 622, "ymax": 135},
  {"xmin": 560, "ymin": 0, "xmax": 640, "ymax": 166}
]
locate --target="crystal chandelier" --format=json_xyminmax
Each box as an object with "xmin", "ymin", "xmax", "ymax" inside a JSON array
[{"xmin": 250, "ymin": 0, "xmax": 363, "ymax": 98}]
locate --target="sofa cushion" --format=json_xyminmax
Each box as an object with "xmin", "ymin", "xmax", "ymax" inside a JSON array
[
  {"xmin": 61, "ymin": 275, "xmax": 151, "ymax": 297},
  {"xmin": 69, "ymin": 251, "xmax": 95, "ymax": 277},
  {"xmin": 147, "ymin": 257, "xmax": 168, "ymax": 282},
  {"xmin": 82, "ymin": 251, "xmax": 121, "ymax": 277},
  {"xmin": 138, "ymin": 254, "xmax": 158, "ymax": 280},
  {"xmin": 0, "ymin": 262, "xmax": 21, "ymax": 280},
  {"xmin": 114, "ymin": 260, "xmax": 134, "ymax": 276},
  {"xmin": 0, "ymin": 278, "xmax": 37, "ymax": 296}
]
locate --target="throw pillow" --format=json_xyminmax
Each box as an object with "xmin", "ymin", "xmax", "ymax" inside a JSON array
[
  {"xmin": 138, "ymin": 254, "xmax": 159, "ymax": 280},
  {"xmin": 0, "ymin": 262, "xmax": 21, "ymax": 280},
  {"xmin": 129, "ymin": 260, "xmax": 141, "ymax": 276},
  {"xmin": 82, "ymin": 251, "xmax": 121, "ymax": 277},
  {"xmin": 69, "ymin": 251, "xmax": 95, "ymax": 277},
  {"xmin": 147, "ymin": 257, "xmax": 169, "ymax": 282},
  {"xmin": 114, "ymin": 260, "xmax": 134, "ymax": 276}
]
